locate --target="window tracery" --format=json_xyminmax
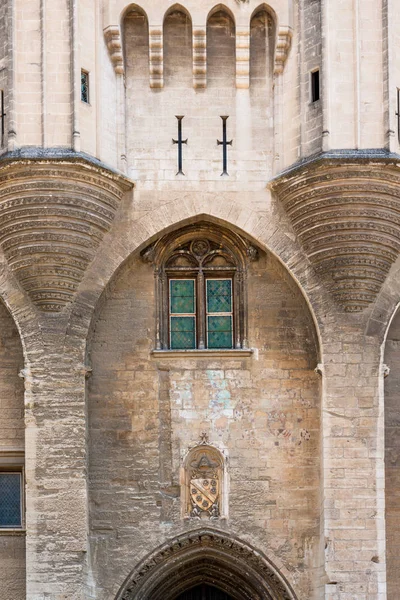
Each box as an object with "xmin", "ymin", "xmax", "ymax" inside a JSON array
[{"xmin": 141, "ymin": 223, "xmax": 258, "ymax": 351}]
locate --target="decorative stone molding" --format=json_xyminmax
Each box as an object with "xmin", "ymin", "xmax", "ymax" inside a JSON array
[
  {"xmin": 116, "ymin": 527, "xmax": 297, "ymax": 600},
  {"xmin": 270, "ymin": 152, "xmax": 400, "ymax": 312},
  {"xmin": 274, "ymin": 26, "xmax": 292, "ymax": 75},
  {"xmin": 149, "ymin": 28, "xmax": 163, "ymax": 88},
  {"xmin": 236, "ymin": 28, "xmax": 250, "ymax": 89},
  {"xmin": 193, "ymin": 29, "xmax": 206, "ymax": 88},
  {"xmin": 0, "ymin": 151, "xmax": 133, "ymax": 312},
  {"xmin": 104, "ymin": 26, "xmax": 124, "ymax": 75}
]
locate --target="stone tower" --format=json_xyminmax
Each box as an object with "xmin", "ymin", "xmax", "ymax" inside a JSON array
[{"xmin": 0, "ymin": 0, "xmax": 399, "ymax": 599}]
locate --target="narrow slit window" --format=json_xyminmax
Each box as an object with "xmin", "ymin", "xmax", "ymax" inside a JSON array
[
  {"xmin": 206, "ymin": 279, "xmax": 233, "ymax": 349},
  {"xmin": 0, "ymin": 472, "xmax": 22, "ymax": 528},
  {"xmin": 311, "ymin": 69, "xmax": 320, "ymax": 102},
  {"xmin": 169, "ymin": 279, "xmax": 196, "ymax": 349},
  {"xmin": 81, "ymin": 70, "xmax": 89, "ymax": 104}
]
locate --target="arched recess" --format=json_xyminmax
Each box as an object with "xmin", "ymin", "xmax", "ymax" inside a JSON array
[
  {"xmin": 122, "ymin": 5, "xmax": 149, "ymax": 86},
  {"xmin": 86, "ymin": 218, "xmax": 322, "ymax": 600},
  {"xmin": 0, "ymin": 298, "xmax": 26, "ymax": 600},
  {"xmin": 206, "ymin": 6, "xmax": 235, "ymax": 87},
  {"xmin": 383, "ymin": 303, "xmax": 400, "ymax": 597},
  {"xmin": 115, "ymin": 528, "xmax": 298, "ymax": 600},
  {"xmin": 250, "ymin": 5, "xmax": 275, "ymax": 88},
  {"xmin": 163, "ymin": 4, "xmax": 192, "ymax": 87}
]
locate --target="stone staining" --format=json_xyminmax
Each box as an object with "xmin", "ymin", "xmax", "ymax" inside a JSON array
[
  {"xmin": 236, "ymin": 28, "xmax": 250, "ymax": 89},
  {"xmin": 271, "ymin": 158, "xmax": 400, "ymax": 312},
  {"xmin": 0, "ymin": 156, "xmax": 132, "ymax": 311},
  {"xmin": 193, "ymin": 29, "xmax": 206, "ymax": 88},
  {"xmin": 149, "ymin": 28, "xmax": 163, "ymax": 88}
]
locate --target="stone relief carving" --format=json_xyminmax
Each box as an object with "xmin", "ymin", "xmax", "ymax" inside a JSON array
[{"xmin": 183, "ymin": 433, "xmax": 225, "ymax": 520}]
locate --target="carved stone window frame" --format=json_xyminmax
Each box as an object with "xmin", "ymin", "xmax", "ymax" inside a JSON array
[{"xmin": 141, "ymin": 223, "xmax": 258, "ymax": 351}]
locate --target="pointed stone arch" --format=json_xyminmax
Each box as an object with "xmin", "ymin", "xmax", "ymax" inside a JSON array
[{"xmin": 115, "ymin": 528, "xmax": 298, "ymax": 600}]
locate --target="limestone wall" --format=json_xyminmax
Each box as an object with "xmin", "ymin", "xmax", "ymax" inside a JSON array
[
  {"xmin": 87, "ymin": 247, "xmax": 321, "ymax": 599},
  {"xmin": 0, "ymin": 300, "xmax": 25, "ymax": 600},
  {"xmin": 384, "ymin": 308, "xmax": 400, "ymax": 599}
]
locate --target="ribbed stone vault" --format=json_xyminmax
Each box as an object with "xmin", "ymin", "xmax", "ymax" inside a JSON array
[
  {"xmin": 270, "ymin": 153, "xmax": 400, "ymax": 312},
  {"xmin": 0, "ymin": 153, "xmax": 132, "ymax": 311}
]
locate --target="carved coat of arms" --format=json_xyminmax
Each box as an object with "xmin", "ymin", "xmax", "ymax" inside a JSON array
[{"xmin": 189, "ymin": 449, "xmax": 220, "ymax": 519}]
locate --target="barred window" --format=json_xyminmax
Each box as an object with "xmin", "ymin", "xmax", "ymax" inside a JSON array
[
  {"xmin": 0, "ymin": 472, "xmax": 22, "ymax": 528},
  {"xmin": 142, "ymin": 223, "xmax": 257, "ymax": 351}
]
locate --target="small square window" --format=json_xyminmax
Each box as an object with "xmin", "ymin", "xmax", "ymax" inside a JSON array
[
  {"xmin": 311, "ymin": 69, "xmax": 320, "ymax": 103},
  {"xmin": 81, "ymin": 70, "xmax": 89, "ymax": 104},
  {"xmin": 0, "ymin": 472, "xmax": 22, "ymax": 528}
]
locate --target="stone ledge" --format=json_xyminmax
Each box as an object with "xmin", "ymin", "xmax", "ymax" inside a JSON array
[{"xmin": 151, "ymin": 349, "xmax": 254, "ymax": 359}]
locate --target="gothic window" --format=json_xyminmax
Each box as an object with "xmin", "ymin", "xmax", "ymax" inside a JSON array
[
  {"xmin": 0, "ymin": 471, "xmax": 23, "ymax": 528},
  {"xmin": 142, "ymin": 224, "xmax": 257, "ymax": 351}
]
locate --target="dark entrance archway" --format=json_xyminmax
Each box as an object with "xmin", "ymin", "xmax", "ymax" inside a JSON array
[
  {"xmin": 115, "ymin": 528, "xmax": 298, "ymax": 600},
  {"xmin": 175, "ymin": 583, "xmax": 233, "ymax": 600}
]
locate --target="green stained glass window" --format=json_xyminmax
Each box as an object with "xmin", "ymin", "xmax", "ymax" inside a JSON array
[
  {"xmin": 169, "ymin": 279, "xmax": 196, "ymax": 349},
  {"xmin": 207, "ymin": 279, "xmax": 232, "ymax": 313},
  {"xmin": 206, "ymin": 279, "xmax": 233, "ymax": 349},
  {"xmin": 170, "ymin": 279, "xmax": 195, "ymax": 314},
  {"xmin": 170, "ymin": 316, "xmax": 196, "ymax": 349},
  {"xmin": 207, "ymin": 316, "xmax": 233, "ymax": 349},
  {"xmin": 0, "ymin": 473, "xmax": 22, "ymax": 528}
]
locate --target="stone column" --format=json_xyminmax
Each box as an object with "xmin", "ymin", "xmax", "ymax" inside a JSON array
[
  {"xmin": 24, "ymin": 331, "xmax": 89, "ymax": 599},
  {"xmin": 321, "ymin": 326, "xmax": 386, "ymax": 600}
]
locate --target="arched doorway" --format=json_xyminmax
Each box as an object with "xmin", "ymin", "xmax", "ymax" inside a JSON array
[
  {"xmin": 115, "ymin": 528, "xmax": 297, "ymax": 600},
  {"xmin": 175, "ymin": 584, "xmax": 233, "ymax": 600}
]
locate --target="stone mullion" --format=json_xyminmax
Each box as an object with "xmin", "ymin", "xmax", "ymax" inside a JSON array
[
  {"xmin": 321, "ymin": 333, "xmax": 385, "ymax": 600},
  {"xmin": 197, "ymin": 270, "xmax": 206, "ymax": 349},
  {"xmin": 24, "ymin": 353, "xmax": 88, "ymax": 600}
]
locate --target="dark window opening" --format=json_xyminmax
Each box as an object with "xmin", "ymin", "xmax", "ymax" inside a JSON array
[
  {"xmin": 311, "ymin": 69, "xmax": 320, "ymax": 102},
  {"xmin": 174, "ymin": 584, "xmax": 234, "ymax": 600},
  {"xmin": 81, "ymin": 70, "xmax": 89, "ymax": 104},
  {"xmin": 0, "ymin": 472, "xmax": 22, "ymax": 528}
]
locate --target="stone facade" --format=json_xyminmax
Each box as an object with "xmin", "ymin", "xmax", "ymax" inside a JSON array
[{"xmin": 0, "ymin": 1, "xmax": 399, "ymax": 599}]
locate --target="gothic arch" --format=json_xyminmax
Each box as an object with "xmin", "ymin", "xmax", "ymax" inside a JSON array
[
  {"xmin": 206, "ymin": 3, "xmax": 236, "ymax": 23},
  {"xmin": 163, "ymin": 3, "xmax": 193, "ymax": 22},
  {"xmin": 115, "ymin": 528, "xmax": 298, "ymax": 600},
  {"xmin": 77, "ymin": 212, "xmax": 326, "ymax": 352}
]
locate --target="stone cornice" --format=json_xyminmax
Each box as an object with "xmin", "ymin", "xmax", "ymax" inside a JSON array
[
  {"xmin": 0, "ymin": 148, "xmax": 133, "ymax": 190},
  {"xmin": 269, "ymin": 149, "xmax": 400, "ymax": 184},
  {"xmin": 269, "ymin": 150, "xmax": 400, "ymax": 313}
]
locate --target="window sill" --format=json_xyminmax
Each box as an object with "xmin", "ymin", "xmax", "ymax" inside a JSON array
[
  {"xmin": 151, "ymin": 349, "xmax": 254, "ymax": 359},
  {"xmin": 0, "ymin": 529, "xmax": 25, "ymax": 536}
]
